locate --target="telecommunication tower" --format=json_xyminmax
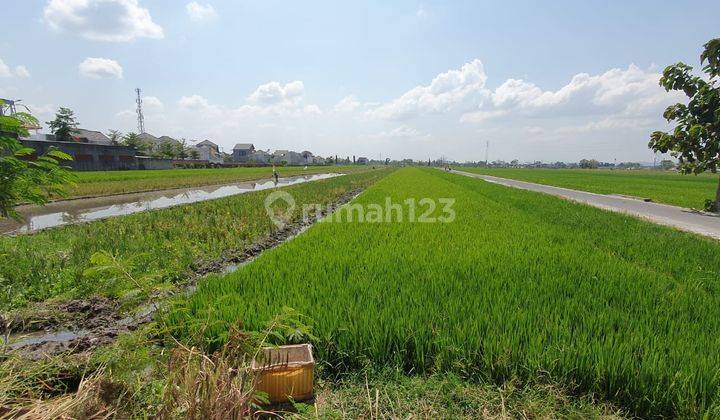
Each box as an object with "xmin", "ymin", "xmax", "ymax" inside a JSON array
[{"xmin": 135, "ymin": 88, "xmax": 145, "ymax": 134}]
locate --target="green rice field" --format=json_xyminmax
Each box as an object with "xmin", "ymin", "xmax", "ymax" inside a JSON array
[
  {"xmin": 66, "ymin": 165, "xmax": 366, "ymax": 198},
  {"xmin": 455, "ymin": 167, "xmax": 719, "ymax": 209},
  {"xmin": 168, "ymin": 167, "xmax": 720, "ymax": 418},
  {"xmin": 0, "ymin": 169, "xmax": 391, "ymax": 309}
]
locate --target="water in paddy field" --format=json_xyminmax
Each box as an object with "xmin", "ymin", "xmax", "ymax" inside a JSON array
[{"xmin": 0, "ymin": 173, "xmax": 342, "ymax": 235}]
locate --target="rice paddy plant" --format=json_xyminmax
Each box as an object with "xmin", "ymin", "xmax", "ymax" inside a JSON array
[
  {"xmin": 457, "ymin": 167, "xmax": 718, "ymax": 209},
  {"xmin": 167, "ymin": 167, "xmax": 720, "ymax": 418},
  {"xmin": 0, "ymin": 169, "xmax": 392, "ymax": 309},
  {"xmin": 69, "ymin": 165, "xmax": 369, "ymax": 198}
]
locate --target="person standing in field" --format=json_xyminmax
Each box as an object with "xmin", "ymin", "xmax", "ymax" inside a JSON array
[{"xmin": 272, "ymin": 165, "xmax": 279, "ymax": 183}]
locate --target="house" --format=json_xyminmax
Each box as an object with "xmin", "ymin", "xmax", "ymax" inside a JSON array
[
  {"xmin": 249, "ymin": 149, "xmax": 272, "ymax": 164},
  {"xmin": 357, "ymin": 156, "xmax": 369, "ymax": 164},
  {"xmin": 301, "ymin": 151, "xmax": 315, "ymax": 165},
  {"xmin": 20, "ymin": 134, "xmax": 139, "ymax": 171},
  {"xmin": 233, "ymin": 143, "xmax": 255, "ymax": 162},
  {"xmin": 193, "ymin": 139, "xmax": 223, "ymax": 163},
  {"xmin": 73, "ymin": 129, "xmax": 113, "ymax": 145},
  {"xmin": 272, "ymin": 150, "xmax": 304, "ymax": 166}
]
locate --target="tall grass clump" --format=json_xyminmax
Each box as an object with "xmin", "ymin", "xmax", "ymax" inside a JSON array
[{"xmin": 167, "ymin": 167, "xmax": 720, "ymax": 418}]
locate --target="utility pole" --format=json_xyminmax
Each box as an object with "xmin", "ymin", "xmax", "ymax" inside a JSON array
[
  {"xmin": 485, "ymin": 141, "xmax": 489, "ymax": 166},
  {"xmin": 135, "ymin": 88, "xmax": 145, "ymax": 134}
]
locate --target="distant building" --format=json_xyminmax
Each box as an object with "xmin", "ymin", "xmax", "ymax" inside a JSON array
[
  {"xmin": 249, "ymin": 149, "xmax": 272, "ymax": 164},
  {"xmin": 357, "ymin": 156, "xmax": 368, "ymax": 164},
  {"xmin": 194, "ymin": 139, "xmax": 223, "ymax": 163},
  {"xmin": 272, "ymin": 149, "xmax": 304, "ymax": 165},
  {"xmin": 21, "ymin": 136, "xmax": 139, "ymax": 171},
  {"xmin": 73, "ymin": 129, "xmax": 113, "ymax": 145},
  {"xmin": 138, "ymin": 133, "xmax": 181, "ymax": 154},
  {"xmin": 233, "ymin": 143, "xmax": 256, "ymax": 162},
  {"xmin": 301, "ymin": 151, "xmax": 314, "ymax": 165}
]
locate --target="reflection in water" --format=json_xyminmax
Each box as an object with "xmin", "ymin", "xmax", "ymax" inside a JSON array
[{"xmin": 1, "ymin": 173, "xmax": 341, "ymax": 235}]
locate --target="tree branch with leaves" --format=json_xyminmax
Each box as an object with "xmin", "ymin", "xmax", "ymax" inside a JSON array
[
  {"xmin": 649, "ymin": 38, "xmax": 720, "ymax": 211},
  {"xmin": 0, "ymin": 103, "xmax": 74, "ymax": 219}
]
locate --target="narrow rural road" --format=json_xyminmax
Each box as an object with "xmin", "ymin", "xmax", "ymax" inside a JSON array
[{"xmin": 451, "ymin": 169, "xmax": 720, "ymax": 240}]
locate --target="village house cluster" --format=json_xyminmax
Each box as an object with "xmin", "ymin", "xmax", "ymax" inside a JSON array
[{"xmin": 20, "ymin": 127, "xmax": 363, "ymax": 171}]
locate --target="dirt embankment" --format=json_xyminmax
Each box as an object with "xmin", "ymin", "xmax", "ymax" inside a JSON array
[{"xmin": 3, "ymin": 188, "xmax": 364, "ymax": 359}]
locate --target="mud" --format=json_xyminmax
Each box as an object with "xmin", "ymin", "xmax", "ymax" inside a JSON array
[{"xmin": 4, "ymin": 187, "xmax": 363, "ymax": 359}]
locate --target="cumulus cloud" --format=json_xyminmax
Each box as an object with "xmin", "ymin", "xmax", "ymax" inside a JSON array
[
  {"xmin": 372, "ymin": 125, "xmax": 430, "ymax": 141},
  {"xmin": 186, "ymin": 1, "xmax": 217, "ymax": 21},
  {"xmin": 334, "ymin": 95, "xmax": 361, "ymax": 113},
  {"xmin": 0, "ymin": 59, "xmax": 30, "ymax": 78},
  {"xmin": 247, "ymin": 81, "xmax": 305, "ymax": 105},
  {"xmin": 461, "ymin": 64, "xmax": 678, "ymax": 124},
  {"xmin": 142, "ymin": 96, "xmax": 164, "ymax": 110},
  {"xmin": 0, "ymin": 59, "xmax": 11, "ymax": 78},
  {"xmin": 178, "ymin": 94, "xmax": 210, "ymax": 109},
  {"xmin": 43, "ymin": 0, "xmax": 163, "ymax": 42},
  {"xmin": 368, "ymin": 59, "xmax": 489, "ymax": 120},
  {"xmin": 79, "ymin": 57, "xmax": 123, "ymax": 79},
  {"xmin": 14, "ymin": 65, "xmax": 30, "ymax": 78}
]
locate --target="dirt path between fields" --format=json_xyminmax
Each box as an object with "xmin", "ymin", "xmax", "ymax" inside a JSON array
[
  {"xmin": 2, "ymin": 188, "xmax": 364, "ymax": 359},
  {"xmin": 451, "ymin": 169, "xmax": 720, "ymax": 240}
]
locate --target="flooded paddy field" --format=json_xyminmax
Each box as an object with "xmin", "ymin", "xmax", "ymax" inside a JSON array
[
  {"xmin": 0, "ymin": 173, "xmax": 340, "ymax": 234},
  {"xmin": 66, "ymin": 165, "xmax": 367, "ymax": 199}
]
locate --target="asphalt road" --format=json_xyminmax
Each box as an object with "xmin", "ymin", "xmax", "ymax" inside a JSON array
[{"xmin": 451, "ymin": 169, "xmax": 720, "ymax": 240}]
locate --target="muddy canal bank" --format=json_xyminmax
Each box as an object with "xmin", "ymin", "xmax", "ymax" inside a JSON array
[{"xmin": 3, "ymin": 187, "xmax": 364, "ymax": 359}]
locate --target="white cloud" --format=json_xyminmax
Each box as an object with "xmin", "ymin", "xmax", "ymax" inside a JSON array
[
  {"xmin": 372, "ymin": 125, "xmax": 430, "ymax": 141},
  {"xmin": 186, "ymin": 1, "xmax": 217, "ymax": 21},
  {"xmin": 14, "ymin": 65, "xmax": 30, "ymax": 78},
  {"xmin": 43, "ymin": 0, "xmax": 164, "ymax": 42},
  {"xmin": 0, "ymin": 59, "xmax": 11, "ymax": 78},
  {"xmin": 334, "ymin": 95, "xmax": 360, "ymax": 113},
  {"xmin": 142, "ymin": 96, "xmax": 164, "ymax": 110},
  {"xmin": 247, "ymin": 81, "xmax": 305, "ymax": 105},
  {"xmin": 179, "ymin": 94, "xmax": 210, "ymax": 109},
  {"xmin": 79, "ymin": 57, "xmax": 123, "ymax": 79},
  {"xmin": 461, "ymin": 64, "xmax": 678, "ymax": 123},
  {"xmin": 0, "ymin": 59, "xmax": 30, "ymax": 78},
  {"xmin": 368, "ymin": 59, "xmax": 489, "ymax": 120}
]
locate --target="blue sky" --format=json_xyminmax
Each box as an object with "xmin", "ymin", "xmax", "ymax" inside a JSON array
[{"xmin": 1, "ymin": 0, "xmax": 718, "ymax": 162}]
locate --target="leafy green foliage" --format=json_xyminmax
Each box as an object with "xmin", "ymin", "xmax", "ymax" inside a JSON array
[
  {"xmin": 169, "ymin": 168, "xmax": 720, "ymax": 418},
  {"xmin": 46, "ymin": 107, "xmax": 79, "ymax": 142},
  {"xmin": 0, "ymin": 106, "xmax": 74, "ymax": 219},
  {"xmin": 649, "ymin": 38, "xmax": 720, "ymax": 209},
  {"xmin": 121, "ymin": 132, "xmax": 150, "ymax": 155}
]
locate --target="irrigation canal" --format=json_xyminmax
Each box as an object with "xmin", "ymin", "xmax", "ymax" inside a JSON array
[{"xmin": 0, "ymin": 173, "xmax": 341, "ymax": 235}]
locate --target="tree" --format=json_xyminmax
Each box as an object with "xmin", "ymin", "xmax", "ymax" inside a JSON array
[
  {"xmin": 107, "ymin": 129, "xmax": 123, "ymax": 145},
  {"xmin": 0, "ymin": 104, "xmax": 74, "ymax": 219},
  {"xmin": 649, "ymin": 38, "xmax": 720, "ymax": 211},
  {"xmin": 579, "ymin": 159, "xmax": 599, "ymax": 169},
  {"xmin": 157, "ymin": 140, "xmax": 178, "ymax": 159},
  {"xmin": 46, "ymin": 107, "xmax": 79, "ymax": 142},
  {"xmin": 122, "ymin": 132, "xmax": 150, "ymax": 155},
  {"xmin": 660, "ymin": 159, "xmax": 676, "ymax": 170}
]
